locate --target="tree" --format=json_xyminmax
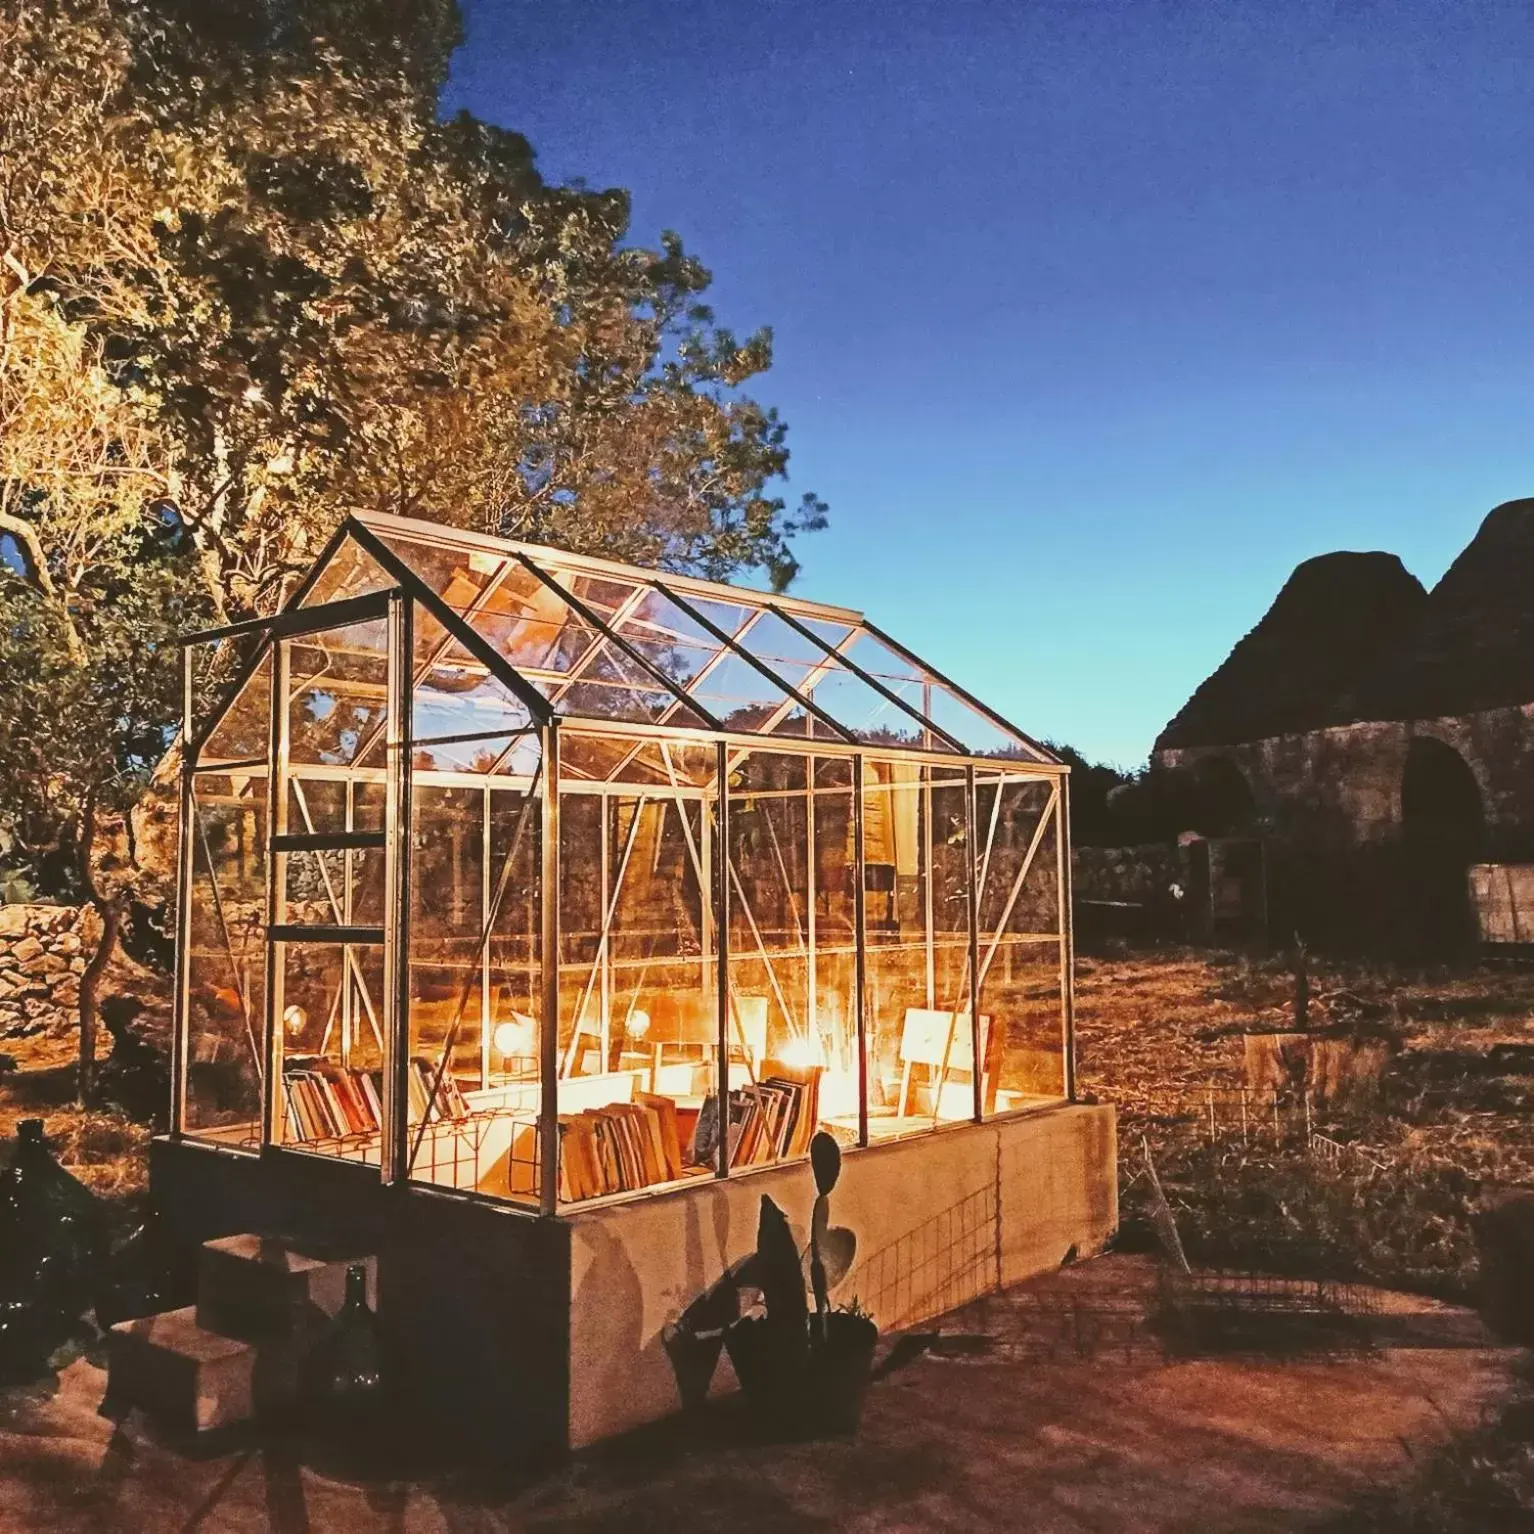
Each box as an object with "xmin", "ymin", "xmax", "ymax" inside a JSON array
[{"xmin": 0, "ymin": 0, "xmax": 826, "ymax": 1097}]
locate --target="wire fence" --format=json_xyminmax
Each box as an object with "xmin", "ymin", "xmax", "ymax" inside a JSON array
[{"xmin": 1120, "ymin": 1082, "xmax": 1396, "ymax": 1177}]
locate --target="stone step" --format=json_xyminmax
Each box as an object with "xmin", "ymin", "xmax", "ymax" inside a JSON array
[
  {"xmin": 107, "ymin": 1306, "xmax": 260, "ymax": 1437},
  {"xmin": 196, "ymin": 1234, "xmax": 378, "ymax": 1342}
]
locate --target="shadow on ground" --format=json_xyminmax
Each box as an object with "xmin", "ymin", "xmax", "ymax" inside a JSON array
[{"xmin": 0, "ymin": 1254, "xmax": 1521, "ymax": 1533}]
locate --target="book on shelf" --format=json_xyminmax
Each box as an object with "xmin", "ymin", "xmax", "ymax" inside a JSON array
[
  {"xmin": 556, "ymin": 1094, "xmax": 689, "ymax": 1202},
  {"xmin": 281, "ymin": 1054, "xmax": 477, "ymax": 1143},
  {"xmin": 689, "ymin": 1062, "xmax": 822, "ymax": 1172},
  {"xmin": 283, "ymin": 1057, "xmax": 383, "ymax": 1141}
]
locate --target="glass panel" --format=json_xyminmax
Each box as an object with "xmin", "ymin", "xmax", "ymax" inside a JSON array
[
  {"xmin": 298, "ymin": 535, "xmax": 396, "ymax": 609},
  {"xmin": 861, "ymin": 759, "xmax": 975, "ymax": 1139},
  {"xmin": 275, "ymin": 940, "xmax": 386, "ymax": 1157},
  {"xmin": 793, "ymin": 666, "xmax": 927, "ymax": 748},
  {"xmin": 199, "ymin": 648, "xmax": 271, "ymax": 764},
  {"xmin": 405, "ymin": 783, "xmax": 485, "ymax": 1174},
  {"xmin": 554, "ymin": 744, "xmax": 713, "ymax": 1202},
  {"xmin": 558, "ymin": 643, "xmax": 708, "ymax": 727},
  {"xmin": 558, "ymin": 732, "xmax": 715, "ymax": 788},
  {"xmin": 402, "ymin": 768, "xmax": 544, "ymax": 1204},
  {"xmin": 840, "ymin": 631, "xmax": 1043, "ymax": 759},
  {"xmin": 975, "ymin": 773, "xmax": 1066, "ymax": 1110},
  {"xmin": 408, "ymin": 600, "xmax": 538, "ymax": 775},
  {"xmin": 717, "ymin": 750, "xmax": 857, "ymax": 1164},
  {"xmin": 286, "ymin": 618, "xmax": 390, "ymax": 768},
  {"xmin": 811, "ymin": 757, "xmax": 858, "ymax": 1123},
  {"xmin": 686, "ymin": 651, "xmax": 820, "ymax": 736},
  {"xmin": 378, "ymin": 534, "xmax": 597, "ymax": 678},
  {"xmin": 183, "ymin": 771, "xmax": 267, "ymax": 1145},
  {"xmin": 585, "ymin": 584, "xmax": 748, "ymax": 698}
]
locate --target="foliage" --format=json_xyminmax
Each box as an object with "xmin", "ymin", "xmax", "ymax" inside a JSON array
[
  {"xmin": 2, "ymin": 0, "xmax": 824, "ymax": 621},
  {"xmin": 1041, "ymin": 742, "xmax": 1140, "ymax": 847},
  {"xmin": 0, "ymin": 0, "xmax": 823, "ymax": 939}
]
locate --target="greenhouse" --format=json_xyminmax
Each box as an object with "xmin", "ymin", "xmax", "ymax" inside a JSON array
[{"xmin": 160, "ymin": 510, "xmax": 1114, "ymax": 1451}]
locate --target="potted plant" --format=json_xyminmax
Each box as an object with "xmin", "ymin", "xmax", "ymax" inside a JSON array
[{"xmin": 723, "ymin": 1132, "xmax": 879, "ymax": 1438}]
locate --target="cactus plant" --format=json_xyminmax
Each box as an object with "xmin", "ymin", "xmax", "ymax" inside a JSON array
[{"xmin": 723, "ymin": 1130, "xmax": 877, "ymax": 1438}]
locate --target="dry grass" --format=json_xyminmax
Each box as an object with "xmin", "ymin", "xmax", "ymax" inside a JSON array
[
  {"xmin": 0, "ymin": 1032, "xmax": 149, "ymax": 1205},
  {"xmin": 1076, "ymin": 945, "xmax": 1534, "ymax": 1297}
]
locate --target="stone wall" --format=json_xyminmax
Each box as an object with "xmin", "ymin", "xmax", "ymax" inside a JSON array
[
  {"xmin": 0, "ymin": 904, "xmax": 98, "ymax": 1040},
  {"xmin": 1155, "ymin": 702, "xmax": 1534, "ymax": 947}
]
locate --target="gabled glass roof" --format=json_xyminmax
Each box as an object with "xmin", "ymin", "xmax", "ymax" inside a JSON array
[{"xmin": 288, "ymin": 511, "xmax": 1055, "ymax": 767}]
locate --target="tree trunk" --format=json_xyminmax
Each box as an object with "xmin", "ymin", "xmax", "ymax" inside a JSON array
[
  {"xmin": 76, "ymin": 786, "xmax": 125, "ymax": 1106},
  {"xmin": 78, "ymin": 897, "xmax": 122, "ymax": 1106}
]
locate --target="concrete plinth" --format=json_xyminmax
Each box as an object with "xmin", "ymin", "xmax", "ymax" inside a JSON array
[
  {"xmin": 150, "ymin": 1102, "xmax": 1116, "ymax": 1458},
  {"xmin": 567, "ymin": 1102, "xmax": 1117, "ymax": 1446}
]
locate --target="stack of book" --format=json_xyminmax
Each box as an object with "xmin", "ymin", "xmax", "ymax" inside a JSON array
[
  {"xmin": 283, "ymin": 1058, "xmax": 382, "ymax": 1141},
  {"xmin": 406, "ymin": 1055, "xmax": 471, "ymax": 1123},
  {"xmin": 687, "ymin": 1064, "xmax": 821, "ymax": 1170},
  {"xmin": 557, "ymin": 1092, "xmax": 687, "ymax": 1201},
  {"xmin": 283, "ymin": 1054, "xmax": 472, "ymax": 1143}
]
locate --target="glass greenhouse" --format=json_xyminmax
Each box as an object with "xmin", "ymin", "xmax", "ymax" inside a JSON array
[{"xmin": 176, "ymin": 511, "xmax": 1075, "ymax": 1216}]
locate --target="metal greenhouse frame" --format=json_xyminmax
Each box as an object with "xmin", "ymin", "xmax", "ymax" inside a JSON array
[{"xmin": 174, "ymin": 511, "xmax": 1075, "ymax": 1218}]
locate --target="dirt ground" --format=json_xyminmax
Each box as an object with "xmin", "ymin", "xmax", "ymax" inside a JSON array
[
  {"xmin": 3, "ymin": 945, "xmax": 1533, "ymax": 1529},
  {"xmin": 0, "ymin": 1254, "xmax": 1520, "ymax": 1533}
]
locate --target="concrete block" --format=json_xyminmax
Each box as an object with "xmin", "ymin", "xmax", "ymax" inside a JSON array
[
  {"xmin": 196, "ymin": 1233, "xmax": 377, "ymax": 1341},
  {"xmin": 108, "ymin": 1307, "xmax": 257, "ymax": 1435}
]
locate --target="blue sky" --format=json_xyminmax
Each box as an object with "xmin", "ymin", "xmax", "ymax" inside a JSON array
[{"xmin": 445, "ymin": 0, "xmax": 1534, "ymax": 767}]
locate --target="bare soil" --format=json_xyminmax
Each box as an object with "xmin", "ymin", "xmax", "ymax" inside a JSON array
[
  {"xmin": 0, "ymin": 1254, "xmax": 1522, "ymax": 1533},
  {"xmin": 3, "ymin": 946, "xmax": 1533, "ymax": 1528}
]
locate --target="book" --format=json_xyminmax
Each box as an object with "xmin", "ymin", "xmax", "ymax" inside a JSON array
[{"xmin": 636, "ymin": 1091, "xmax": 684, "ymax": 1180}]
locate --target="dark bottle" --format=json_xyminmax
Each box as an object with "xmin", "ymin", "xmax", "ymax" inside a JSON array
[
  {"xmin": 94, "ymin": 1214, "xmax": 180, "ymax": 1330},
  {"xmin": 0, "ymin": 1121, "xmax": 98, "ymax": 1385},
  {"xmin": 301, "ymin": 1263, "xmax": 388, "ymax": 1463},
  {"xmin": 0, "ymin": 1119, "xmax": 101, "ymax": 1309}
]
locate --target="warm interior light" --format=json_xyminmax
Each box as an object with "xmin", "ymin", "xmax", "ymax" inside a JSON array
[
  {"xmin": 626, "ymin": 1008, "xmax": 651, "ymax": 1039},
  {"xmin": 779, "ymin": 1035, "xmax": 821, "ymax": 1070},
  {"xmin": 493, "ymin": 1016, "xmax": 534, "ymax": 1057},
  {"xmin": 282, "ymin": 1004, "xmax": 307, "ymax": 1038},
  {"xmin": 819, "ymin": 1066, "xmax": 858, "ymax": 1120}
]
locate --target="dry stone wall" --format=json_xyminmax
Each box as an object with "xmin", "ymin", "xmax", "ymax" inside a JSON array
[{"xmin": 0, "ymin": 904, "xmax": 97, "ymax": 1040}]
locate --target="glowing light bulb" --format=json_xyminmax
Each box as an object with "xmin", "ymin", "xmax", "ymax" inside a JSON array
[
  {"xmin": 493, "ymin": 1017, "xmax": 533, "ymax": 1057},
  {"xmin": 283, "ymin": 1004, "xmax": 307, "ymax": 1038},
  {"xmin": 626, "ymin": 1008, "xmax": 650, "ymax": 1039}
]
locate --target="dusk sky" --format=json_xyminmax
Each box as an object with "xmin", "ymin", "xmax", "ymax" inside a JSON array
[{"xmin": 445, "ymin": 0, "xmax": 1534, "ymax": 768}]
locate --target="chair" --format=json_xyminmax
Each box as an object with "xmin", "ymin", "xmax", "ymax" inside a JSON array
[{"xmin": 896, "ymin": 1006, "xmax": 996, "ymax": 1118}]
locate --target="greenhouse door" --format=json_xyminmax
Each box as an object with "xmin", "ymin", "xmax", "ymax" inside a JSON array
[{"xmin": 262, "ymin": 590, "xmax": 407, "ymax": 1179}]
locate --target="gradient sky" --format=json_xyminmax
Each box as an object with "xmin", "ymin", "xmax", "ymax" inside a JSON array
[{"xmin": 445, "ymin": 0, "xmax": 1534, "ymax": 767}]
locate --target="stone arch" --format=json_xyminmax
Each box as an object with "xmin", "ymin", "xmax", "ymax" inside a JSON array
[
  {"xmin": 1184, "ymin": 754, "xmax": 1257, "ymax": 838},
  {"xmin": 1400, "ymin": 736, "xmax": 1483, "ymax": 955}
]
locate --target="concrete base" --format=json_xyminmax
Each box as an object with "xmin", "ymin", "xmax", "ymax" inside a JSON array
[
  {"xmin": 567, "ymin": 1102, "xmax": 1117, "ymax": 1446},
  {"xmin": 107, "ymin": 1307, "xmax": 258, "ymax": 1436},
  {"xmin": 150, "ymin": 1102, "xmax": 1116, "ymax": 1458}
]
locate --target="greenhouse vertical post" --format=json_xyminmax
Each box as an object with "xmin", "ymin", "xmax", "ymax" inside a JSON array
[
  {"xmin": 260, "ymin": 635, "xmax": 290, "ymax": 1150},
  {"xmin": 852, "ymin": 754, "xmax": 869, "ymax": 1148},
  {"xmin": 383, "ymin": 591, "xmax": 412, "ymax": 1183},
  {"xmin": 171, "ymin": 643, "xmax": 195, "ymax": 1139},
  {"xmin": 966, "ymin": 763, "xmax": 982, "ymax": 1123},
  {"xmin": 714, "ymin": 740, "xmax": 731, "ymax": 1178},
  {"xmin": 1057, "ymin": 770, "xmax": 1076, "ymax": 1102},
  {"xmin": 540, "ymin": 720, "xmax": 561, "ymax": 1215}
]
